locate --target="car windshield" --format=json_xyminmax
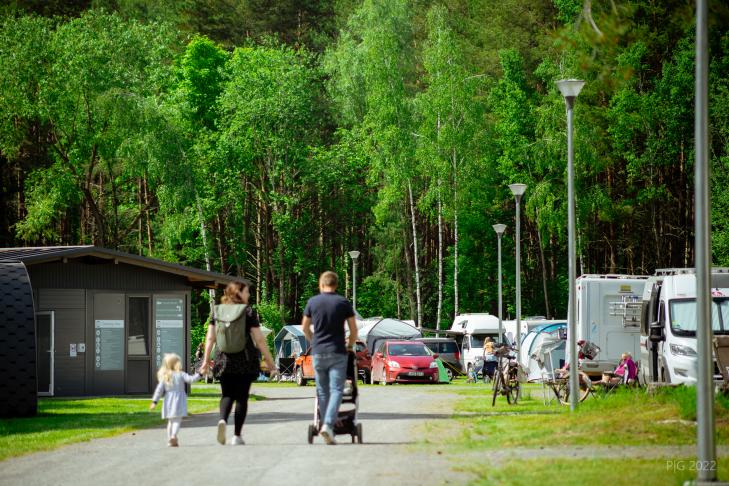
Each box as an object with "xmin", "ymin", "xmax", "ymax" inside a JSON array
[
  {"xmin": 388, "ymin": 343, "xmax": 430, "ymax": 356},
  {"xmin": 670, "ymin": 298, "xmax": 729, "ymax": 336}
]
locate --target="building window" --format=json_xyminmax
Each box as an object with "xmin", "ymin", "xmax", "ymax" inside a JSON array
[{"xmin": 128, "ymin": 297, "xmax": 149, "ymax": 355}]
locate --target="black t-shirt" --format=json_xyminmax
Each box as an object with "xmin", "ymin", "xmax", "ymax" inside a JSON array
[{"xmin": 304, "ymin": 292, "xmax": 354, "ymax": 355}]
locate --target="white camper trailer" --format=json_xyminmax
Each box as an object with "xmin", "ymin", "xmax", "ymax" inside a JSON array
[
  {"xmin": 449, "ymin": 313, "xmax": 503, "ymax": 376},
  {"xmin": 640, "ymin": 268, "xmax": 729, "ymax": 385},
  {"xmin": 575, "ymin": 275, "xmax": 648, "ymax": 377}
]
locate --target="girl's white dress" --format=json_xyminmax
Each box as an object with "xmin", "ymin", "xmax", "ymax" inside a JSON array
[{"xmin": 152, "ymin": 372, "xmax": 200, "ymax": 419}]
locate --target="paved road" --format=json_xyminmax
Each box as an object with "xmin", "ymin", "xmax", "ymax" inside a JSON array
[{"xmin": 0, "ymin": 384, "xmax": 463, "ymax": 486}]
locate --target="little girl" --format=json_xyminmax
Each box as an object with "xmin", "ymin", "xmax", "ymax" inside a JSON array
[{"xmin": 150, "ymin": 353, "xmax": 200, "ymax": 447}]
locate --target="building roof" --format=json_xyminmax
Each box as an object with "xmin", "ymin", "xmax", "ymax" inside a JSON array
[{"xmin": 0, "ymin": 246, "xmax": 237, "ymax": 289}]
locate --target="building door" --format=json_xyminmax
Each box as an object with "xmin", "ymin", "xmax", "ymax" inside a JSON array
[
  {"xmin": 35, "ymin": 311, "xmax": 54, "ymax": 396},
  {"xmin": 126, "ymin": 296, "xmax": 151, "ymax": 394}
]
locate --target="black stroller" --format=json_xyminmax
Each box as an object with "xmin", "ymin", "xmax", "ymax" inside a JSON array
[{"xmin": 307, "ymin": 351, "xmax": 363, "ymax": 444}]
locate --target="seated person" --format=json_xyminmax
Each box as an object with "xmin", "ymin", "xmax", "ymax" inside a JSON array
[{"xmin": 601, "ymin": 352, "xmax": 637, "ymax": 385}]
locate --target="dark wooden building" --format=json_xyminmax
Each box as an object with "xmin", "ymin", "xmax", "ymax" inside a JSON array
[{"xmin": 0, "ymin": 246, "xmax": 234, "ymax": 403}]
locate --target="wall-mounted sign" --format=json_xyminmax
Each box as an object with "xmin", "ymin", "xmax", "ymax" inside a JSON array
[
  {"xmin": 155, "ymin": 298, "xmax": 184, "ymax": 367},
  {"xmin": 94, "ymin": 319, "xmax": 124, "ymax": 370}
]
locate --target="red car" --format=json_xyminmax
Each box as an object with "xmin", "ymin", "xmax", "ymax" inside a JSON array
[
  {"xmin": 294, "ymin": 341, "xmax": 370, "ymax": 386},
  {"xmin": 370, "ymin": 340, "xmax": 439, "ymax": 384}
]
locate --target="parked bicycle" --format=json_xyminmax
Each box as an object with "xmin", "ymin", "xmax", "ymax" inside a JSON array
[
  {"xmin": 491, "ymin": 344, "xmax": 522, "ymax": 406},
  {"xmin": 541, "ymin": 340, "xmax": 599, "ymax": 405}
]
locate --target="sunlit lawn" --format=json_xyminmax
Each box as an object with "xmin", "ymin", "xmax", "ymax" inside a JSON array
[
  {"xmin": 0, "ymin": 382, "xmax": 261, "ymax": 461},
  {"xmin": 425, "ymin": 381, "xmax": 729, "ymax": 485}
]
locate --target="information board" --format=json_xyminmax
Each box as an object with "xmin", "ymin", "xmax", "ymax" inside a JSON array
[
  {"xmin": 155, "ymin": 297, "xmax": 184, "ymax": 367},
  {"xmin": 94, "ymin": 320, "xmax": 124, "ymax": 371}
]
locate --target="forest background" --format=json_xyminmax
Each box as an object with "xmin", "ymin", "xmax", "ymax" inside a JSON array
[{"xmin": 2, "ymin": 0, "xmax": 729, "ymax": 346}]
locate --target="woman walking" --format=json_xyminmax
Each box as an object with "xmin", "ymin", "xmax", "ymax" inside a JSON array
[{"xmin": 200, "ymin": 280, "xmax": 277, "ymax": 445}]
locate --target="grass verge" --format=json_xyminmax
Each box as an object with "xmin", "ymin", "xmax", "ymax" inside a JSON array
[
  {"xmin": 466, "ymin": 457, "xmax": 729, "ymax": 485},
  {"xmin": 0, "ymin": 382, "xmax": 262, "ymax": 461},
  {"xmin": 435, "ymin": 383, "xmax": 729, "ymax": 449}
]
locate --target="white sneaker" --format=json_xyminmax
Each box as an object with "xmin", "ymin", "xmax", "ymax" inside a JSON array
[
  {"xmin": 229, "ymin": 435, "xmax": 245, "ymax": 445},
  {"xmin": 217, "ymin": 420, "xmax": 226, "ymax": 445},
  {"xmin": 320, "ymin": 424, "xmax": 336, "ymax": 445}
]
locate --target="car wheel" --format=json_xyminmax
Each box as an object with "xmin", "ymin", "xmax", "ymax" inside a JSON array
[{"xmin": 296, "ymin": 367, "xmax": 307, "ymax": 386}]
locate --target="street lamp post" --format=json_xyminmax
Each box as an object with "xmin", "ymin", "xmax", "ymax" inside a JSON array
[
  {"xmin": 556, "ymin": 78, "xmax": 585, "ymax": 412},
  {"xmin": 348, "ymin": 251, "xmax": 360, "ymax": 311},
  {"xmin": 509, "ymin": 183, "xmax": 527, "ymax": 358},
  {"xmin": 694, "ymin": 0, "xmax": 717, "ymax": 481},
  {"xmin": 493, "ymin": 224, "xmax": 507, "ymax": 344}
]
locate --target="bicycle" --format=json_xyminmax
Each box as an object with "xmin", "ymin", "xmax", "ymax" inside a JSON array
[
  {"xmin": 491, "ymin": 344, "xmax": 521, "ymax": 406},
  {"xmin": 540, "ymin": 340, "xmax": 599, "ymax": 405},
  {"xmin": 543, "ymin": 368, "xmax": 592, "ymax": 405}
]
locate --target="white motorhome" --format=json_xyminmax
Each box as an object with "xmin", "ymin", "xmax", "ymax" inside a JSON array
[
  {"xmin": 640, "ymin": 268, "xmax": 729, "ymax": 385},
  {"xmin": 449, "ymin": 313, "xmax": 506, "ymax": 375},
  {"xmin": 575, "ymin": 275, "xmax": 648, "ymax": 377}
]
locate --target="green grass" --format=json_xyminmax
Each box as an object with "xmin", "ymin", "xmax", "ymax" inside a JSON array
[
  {"xmin": 466, "ymin": 457, "xmax": 729, "ymax": 486},
  {"xmin": 0, "ymin": 383, "xmax": 262, "ymax": 461},
  {"xmin": 424, "ymin": 383, "xmax": 729, "ymax": 484},
  {"xmin": 432, "ymin": 384, "xmax": 729, "ymax": 450}
]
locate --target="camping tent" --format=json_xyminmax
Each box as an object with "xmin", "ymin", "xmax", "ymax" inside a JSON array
[
  {"xmin": 364, "ymin": 318, "xmax": 422, "ymax": 354},
  {"xmin": 520, "ymin": 322, "xmax": 567, "ymax": 382},
  {"xmin": 273, "ymin": 325, "xmax": 307, "ymax": 366}
]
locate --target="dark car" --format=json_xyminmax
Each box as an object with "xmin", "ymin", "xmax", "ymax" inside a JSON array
[
  {"xmin": 354, "ymin": 341, "xmax": 371, "ymax": 383},
  {"xmin": 417, "ymin": 337, "xmax": 462, "ymax": 380}
]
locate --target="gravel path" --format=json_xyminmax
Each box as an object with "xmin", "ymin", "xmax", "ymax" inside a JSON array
[{"xmin": 0, "ymin": 384, "xmax": 466, "ymax": 486}]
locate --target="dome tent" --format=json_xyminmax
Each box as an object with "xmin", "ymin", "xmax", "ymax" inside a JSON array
[
  {"xmin": 364, "ymin": 318, "xmax": 422, "ymax": 354},
  {"xmin": 273, "ymin": 325, "xmax": 307, "ymax": 366},
  {"xmin": 521, "ymin": 322, "xmax": 567, "ymax": 382}
]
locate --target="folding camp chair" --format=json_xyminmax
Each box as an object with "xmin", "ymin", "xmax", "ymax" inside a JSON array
[
  {"xmin": 713, "ymin": 335, "xmax": 729, "ymax": 394},
  {"xmin": 277, "ymin": 357, "xmax": 296, "ymax": 382}
]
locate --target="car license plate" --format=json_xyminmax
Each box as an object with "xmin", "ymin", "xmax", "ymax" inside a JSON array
[{"xmin": 408, "ymin": 372, "xmax": 424, "ymax": 377}]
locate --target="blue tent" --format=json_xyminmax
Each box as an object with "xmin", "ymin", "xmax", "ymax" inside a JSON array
[{"xmin": 273, "ymin": 325, "xmax": 308, "ymax": 366}]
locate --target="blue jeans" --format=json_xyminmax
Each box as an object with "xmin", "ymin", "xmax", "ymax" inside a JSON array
[{"xmin": 313, "ymin": 353, "xmax": 348, "ymax": 428}]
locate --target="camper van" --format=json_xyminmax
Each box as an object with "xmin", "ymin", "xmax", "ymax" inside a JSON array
[
  {"xmin": 449, "ymin": 313, "xmax": 511, "ymax": 376},
  {"xmin": 575, "ymin": 275, "xmax": 649, "ymax": 377},
  {"xmin": 640, "ymin": 268, "xmax": 729, "ymax": 385}
]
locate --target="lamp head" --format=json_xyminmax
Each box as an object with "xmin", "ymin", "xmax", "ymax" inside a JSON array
[
  {"xmin": 492, "ymin": 224, "xmax": 507, "ymax": 236},
  {"xmin": 348, "ymin": 250, "xmax": 360, "ymax": 260},
  {"xmin": 555, "ymin": 79, "xmax": 585, "ymax": 99},
  {"xmin": 508, "ymin": 183, "xmax": 527, "ymax": 200}
]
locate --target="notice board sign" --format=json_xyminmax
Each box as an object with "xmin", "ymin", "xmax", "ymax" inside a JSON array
[
  {"xmin": 94, "ymin": 320, "xmax": 124, "ymax": 370},
  {"xmin": 155, "ymin": 297, "xmax": 184, "ymax": 367}
]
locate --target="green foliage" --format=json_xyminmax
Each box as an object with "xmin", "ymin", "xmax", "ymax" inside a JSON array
[{"xmin": 3, "ymin": 1, "xmax": 729, "ymax": 332}]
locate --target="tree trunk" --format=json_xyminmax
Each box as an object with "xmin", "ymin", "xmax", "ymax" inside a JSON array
[
  {"xmin": 196, "ymin": 196, "xmax": 216, "ymax": 314},
  {"xmin": 535, "ymin": 216, "xmax": 551, "ymax": 319},
  {"xmin": 452, "ymin": 148, "xmax": 459, "ymax": 317},
  {"xmin": 143, "ymin": 176, "xmax": 153, "ymax": 256},
  {"xmin": 437, "ymin": 183, "xmax": 444, "ymax": 330},
  {"xmin": 407, "ymin": 181, "xmax": 422, "ymax": 328}
]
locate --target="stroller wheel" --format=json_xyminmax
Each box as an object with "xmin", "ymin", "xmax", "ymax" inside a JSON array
[
  {"xmin": 307, "ymin": 424, "xmax": 315, "ymax": 444},
  {"xmin": 356, "ymin": 423, "xmax": 363, "ymax": 444}
]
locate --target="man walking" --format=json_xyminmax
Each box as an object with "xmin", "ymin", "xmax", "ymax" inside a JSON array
[{"xmin": 302, "ymin": 271, "xmax": 358, "ymax": 445}]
